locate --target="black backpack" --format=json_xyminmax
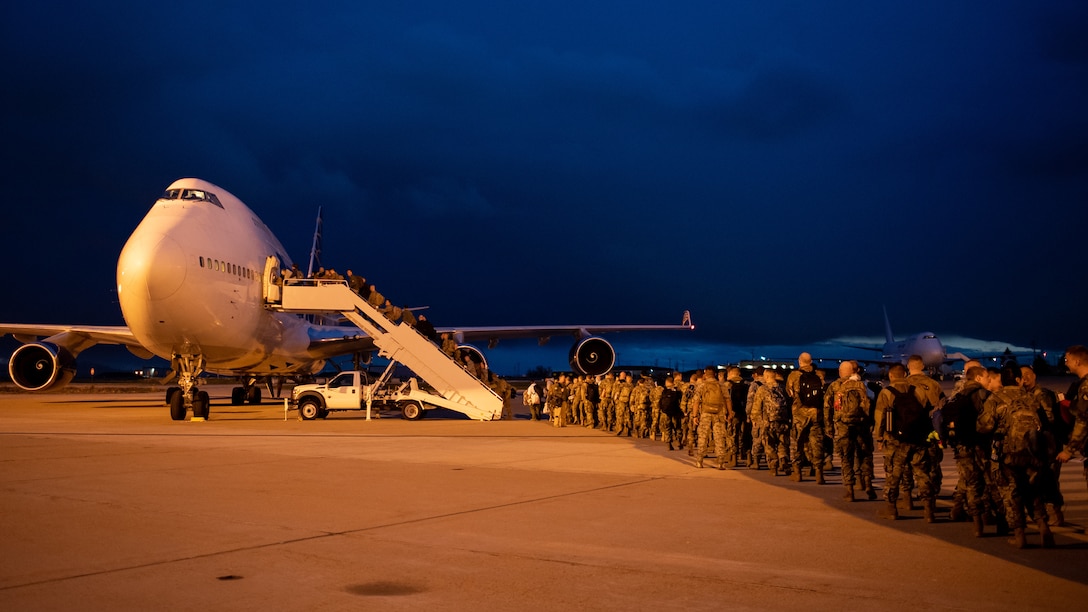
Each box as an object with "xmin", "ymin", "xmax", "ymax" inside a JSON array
[
  {"xmin": 940, "ymin": 388, "xmax": 980, "ymax": 445},
  {"xmin": 797, "ymin": 370, "xmax": 824, "ymax": 408},
  {"xmin": 885, "ymin": 385, "xmax": 932, "ymax": 443},
  {"xmin": 586, "ymin": 382, "xmax": 600, "ymax": 403}
]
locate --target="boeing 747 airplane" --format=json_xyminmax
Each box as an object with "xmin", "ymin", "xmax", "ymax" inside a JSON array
[{"xmin": 2, "ymin": 178, "xmax": 692, "ymax": 420}]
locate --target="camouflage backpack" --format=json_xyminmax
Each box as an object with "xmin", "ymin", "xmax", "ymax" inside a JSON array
[
  {"xmin": 832, "ymin": 381, "xmax": 865, "ymax": 424},
  {"xmin": 699, "ymin": 381, "xmax": 725, "ymax": 414},
  {"xmin": 994, "ymin": 389, "xmax": 1043, "ymax": 467},
  {"xmin": 765, "ymin": 385, "xmax": 790, "ymax": 423}
]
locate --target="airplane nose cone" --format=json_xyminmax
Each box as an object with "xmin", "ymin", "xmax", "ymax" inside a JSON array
[{"xmin": 117, "ymin": 232, "xmax": 188, "ymax": 302}]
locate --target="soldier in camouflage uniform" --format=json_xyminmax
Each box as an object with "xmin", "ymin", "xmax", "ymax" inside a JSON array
[
  {"xmin": 682, "ymin": 371, "xmax": 700, "ymax": 455},
  {"xmin": 631, "ymin": 374, "xmax": 644, "ymax": 435},
  {"xmin": 906, "ymin": 355, "xmax": 946, "ymax": 495},
  {"xmin": 659, "ymin": 376, "xmax": 684, "ymax": 450},
  {"xmin": 649, "ymin": 377, "xmax": 664, "ymax": 440},
  {"xmin": 692, "ymin": 366, "xmax": 730, "ymax": 469},
  {"xmin": 548, "ymin": 374, "xmax": 569, "ymax": 428},
  {"xmin": 1057, "ymin": 345, "xmax": 1088, "ymax": 495},
  {"xmin": 978, "ymin": 363, "xmax": 1053, "ymax": 548},
  {"xmin": 597, "ymin": 372, "xmax": 615, "ymax": 431},
  {"xmin": 825, "ymin": 361, "xmax": 872, "ymax": 499},
  {"xmin": 751, "ymin": 368, "xmax": 791, "ymax": 475},
  {"xmin": 746, "ymin": 368, "xmax": 766, "ymax": 470},
  {"xmin": 873, "ymin": 364, "xmax": 937, "ymax": 521},
  {"xmin": 569, "ymin": 375, "xmax": 586, "ymax": 426},
  {"xmin": 613, "ymin": 372, "xmax": 634, "ymax": 437},
  {"xmin": 786, "ymin": 353, "xmax": 825, "ymax": 482},
  {"xmin": 1022, "ymin": 365, "xmax": 1066, "ymax": 525},
  {"xmin": 941, "ymin": 365, "xmax": 993, "ymax": 536},
  {"xmin": 725, "ymin": 367, "xmax": 749, "ymax": 467}
]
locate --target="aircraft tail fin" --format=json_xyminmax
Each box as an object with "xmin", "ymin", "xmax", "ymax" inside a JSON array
[
  {"xmin": 306, "ymin": 206, "xmax": 323, "ymax": 278},
  {"xmin": 882, "ymin": 305, "xmax": 894, "ymax": 345}
]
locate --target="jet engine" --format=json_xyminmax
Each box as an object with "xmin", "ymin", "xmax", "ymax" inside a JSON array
[
  {"xmin": 8, "ymin": 342, "xmax": 77, "ymax": 391},
  {"xmin": 569, "ymin": 337, "xmax": 615, "ymax": 376}
]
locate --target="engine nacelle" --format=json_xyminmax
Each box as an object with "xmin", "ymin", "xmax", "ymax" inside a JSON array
[
  {"xmin": 8, "ymin": 342, "xmax": 77, "ymax": 391},
  {"xmin": 569, "ymin": 337, "xmax": 615, "ymax": 376},
  {"xmin": 456, "ymin": 344, "xmax": 489, "ymax": 373}
]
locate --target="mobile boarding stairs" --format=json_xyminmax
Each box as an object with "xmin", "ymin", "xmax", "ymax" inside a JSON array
[{"xmin": 264, "ymin": 274, "xmax": 503, "ymax": 421}]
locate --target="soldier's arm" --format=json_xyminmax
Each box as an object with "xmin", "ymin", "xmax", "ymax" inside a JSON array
[
  {"xmin": 1060, "ymin": 383, "xmax": 1088, "ymax": 460},
  {"xmin": 873, "ymin": 390, "xmax": 887, "ymax": 441},
  {"xmin": 976, "ymin": 395, "xmax": 998, "ymax": 435}
]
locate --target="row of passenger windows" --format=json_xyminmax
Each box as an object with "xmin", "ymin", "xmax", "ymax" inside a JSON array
[{"xmin": 199, "ymin": 256, "xmax": 256, "ymax": 280}]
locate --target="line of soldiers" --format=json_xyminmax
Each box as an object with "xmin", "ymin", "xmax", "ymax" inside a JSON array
[{"xmin": 535, "ymin": 346, "xmax": 1088, "ymax": 550}]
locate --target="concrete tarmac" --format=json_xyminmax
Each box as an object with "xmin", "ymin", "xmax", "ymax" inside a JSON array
[{"xmin": 1, "ymin": 389, "xmax": 1086, "ymax": 610}]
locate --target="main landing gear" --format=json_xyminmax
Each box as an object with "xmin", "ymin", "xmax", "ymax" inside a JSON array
[{"xmin": 230, "ymin": 380, "xmax": 263, "ymax": 406}]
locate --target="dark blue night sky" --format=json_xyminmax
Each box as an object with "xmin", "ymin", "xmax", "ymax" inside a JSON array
[{"xmin": 2, "ymin": 1, "xmax": 1086, "ymax": 373}]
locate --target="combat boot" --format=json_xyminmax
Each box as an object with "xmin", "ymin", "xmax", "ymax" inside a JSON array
[
  {"xmin": 748, "ymin": 457, "xmax": 760, "ymax": 470},
  {"xmin": 865, "ymin": 487, "xmax": 877, "ymax": 501},
  {"xmin": 1050, "ymin": 505, "xmax": 1065, "ymax": 527},
  {"xmin": 1008, "ymin": 527, "xmax": 1026, "ymax": 549},
  {"xmin": 694, "ymin": 458, "xmax": 703, "ymax": 469},
  {"xmin": 727, "ymin": 454, "xmax": 738, "ymax": 469},
  {"xmin": 815, "ymin": 468, "xmax": 825, "ymax": 485},
  {"xmin": 790, "ymin": 464, "xmax": 802, "ymax": 482},
  {"xmin": 973, "ymin": 515, "xmax": 984, "ymax": 538},
  {"xmin": 667, "ymin": 442, "xmax": 675, "ymax": 451},
  {"xmin": 949, "ymin": 501, "xmax": 966, "ymax": 522},
  {"xmin": 1038, "ymin": 519, "xmax": 1055, "ymax": 548},
  {"xmin": 717, "ymin": 461, "xmax": 726, "ymax": 471},
  {"xmin": 879, "ymin": 502, "xmax": 899, "ymax": 520},
  {"xmin": 923, "ymin": 498, "xmax": 936, "ymax": 523},
  {"xmin": 843, "ymin": 487, "xmax": 854, "ymax": 502}
]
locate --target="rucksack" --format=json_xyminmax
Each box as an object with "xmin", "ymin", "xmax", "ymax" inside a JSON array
[
  {"xmin": 940, "ymin": 388, "xmax": 979, "ymax": 445},
  {"xmin": 797, "ymin": 370, "xmax": 824, "ymax": 409},
  {"xmin": 994, "ymin": 389, "xmax": 1043, "ymax": 467},
  {"xmin": 832, "ymin": 382, "xmax": 865, "ymax": 424},
  {"xmin": 586, "ymin": 382, "xmax": 600, "ymax": 403},
  {"xmin": 764, "ymin": 385, "xmax": 790, "ymax": 423},
  {"xmin": 885, "ymin": 385, "xmax": 932, "ymax": 443},
  {"xmin": 700, "ymin": 381, "xmax": 725, "ymax": 414}
]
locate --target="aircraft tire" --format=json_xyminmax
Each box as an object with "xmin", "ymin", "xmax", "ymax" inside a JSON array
[
  {"xmin": 166, "ymin": 387, "xmax": 181, "ymax": 406},
  {"xmin": 231, "ymin": 387, "xmax": 245, "ymax": 405},
  {"xmin": 192, "ymin": 390, "xmax": 210, "ymax": 419},
  {"xmin": 169, "ymin": 390, "xmax": 185, "ymax": 421},
  {"xmin": 299, "ymin": 398, "xmax": 321, "ymax": 420},
  {"xmin": 247, "ymin": 386, "xmax": 262, "ymax": 405},
  {"xmin": 198, "ymin": 390, "xmax": 211, "ymax": 419},
  {"xmin": 400, "ymin": 400, "xmax": 424, "ymax": 421}
]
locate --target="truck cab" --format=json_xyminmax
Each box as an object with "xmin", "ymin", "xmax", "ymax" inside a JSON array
[{"xmin": 291, "ymin": 370, "xmax": 427, "ymax": 420}]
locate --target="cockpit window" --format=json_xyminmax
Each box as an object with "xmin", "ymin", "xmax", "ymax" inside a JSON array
[{"xmin": 160, "ymin": 188, "xmax": 224, "ymax": 208}]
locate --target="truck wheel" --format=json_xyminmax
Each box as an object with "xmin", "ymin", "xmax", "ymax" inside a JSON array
[
  {"xmin": 400, "ymin": 401, "xmax": 424, "ymax": 421},
  {"xmin": 299, "ymin": 398, "xmax": 322, "ymax": 420}
]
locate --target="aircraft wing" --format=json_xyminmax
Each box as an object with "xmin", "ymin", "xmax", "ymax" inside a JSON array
[
  {"xmin": 448, "ymin": 310, "xmax": 694, "ymax": 346},
  {"xmin": 0, "ymin": 323, "xmax": 151, "ymax": 358},
  {"xmin": 446, "ymin": 321, "xmax": 694, "ymax": 348},
  {"xmin": 305, "ymin": 311, "xmax": 694, "ymax": 357}
]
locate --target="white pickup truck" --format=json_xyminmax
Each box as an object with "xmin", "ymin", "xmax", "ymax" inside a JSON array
[{"xmin": 291, "ymin": 370, "xmax": 429, "ymax": 420}]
